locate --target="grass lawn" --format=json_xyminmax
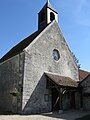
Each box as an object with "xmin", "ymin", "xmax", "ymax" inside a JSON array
[{"xmin": 75, "ymin": 115, "xmax": 90, "ymax": 120}]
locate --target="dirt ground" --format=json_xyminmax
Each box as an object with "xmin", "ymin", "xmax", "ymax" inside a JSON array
[{"xmin": 0, "ymin": 110, "xmax": 89, "ymax": 120}]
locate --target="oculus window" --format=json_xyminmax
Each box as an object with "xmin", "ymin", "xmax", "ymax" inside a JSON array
[{"xmin": 53, "ymin": 49, "xmax": 60, "ymax": 61}]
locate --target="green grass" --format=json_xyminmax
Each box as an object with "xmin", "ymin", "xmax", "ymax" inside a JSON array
[{"xmin": 75, "ymin": 115, "xmax": 90, "ymax": 120}]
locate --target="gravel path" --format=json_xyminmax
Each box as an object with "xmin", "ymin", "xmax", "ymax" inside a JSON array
[{"xmin": 0, "ymin": 110, "xmax": 89, "ymax": 120}]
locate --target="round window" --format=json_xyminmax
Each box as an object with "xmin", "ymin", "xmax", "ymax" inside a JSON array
[{"xmin": 53, "ymin": 49, "xmax": 60, "ymax": 61}]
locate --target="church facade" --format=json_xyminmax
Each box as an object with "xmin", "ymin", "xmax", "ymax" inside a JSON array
[{"xmin": 0, "ymin": 1, "xmax": 90, "ymax": 114}]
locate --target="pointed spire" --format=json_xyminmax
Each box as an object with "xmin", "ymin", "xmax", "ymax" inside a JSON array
[
  {"xmin": 46, "ymin": 0, "xmax": 57, "ymax": 13},
  {"xmin": 47, "ymin": 0, "xmax": 50, "ymax": 4}
]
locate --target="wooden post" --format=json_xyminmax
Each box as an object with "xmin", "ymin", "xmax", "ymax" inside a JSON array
[{"xmin": 59, "ymin": 87, "xmax": 62, "ymax": 110}]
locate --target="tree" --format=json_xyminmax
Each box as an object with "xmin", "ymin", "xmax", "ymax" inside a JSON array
[{"xmin": 72, "ymin": 52, "xmax": 81, "ymax": 68}]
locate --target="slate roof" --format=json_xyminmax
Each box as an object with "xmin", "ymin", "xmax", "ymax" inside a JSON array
[
  {"xmin": 0, "ymin": 30, "xmax": 42, "ymax": 63},
  {"xmin": 79, "ymin": 69, "xmax": 90, "ymax": 81},
  {"xmin": 0, "ymin": 18, "xmax": 58, "ymax": 63},
  {"xmin": 45, "ymin": 72, "xmax": 78, "ymax": 87},
  {"xmin": 0, "ymin": 20, "xmax": 57, "ymax": 63}
]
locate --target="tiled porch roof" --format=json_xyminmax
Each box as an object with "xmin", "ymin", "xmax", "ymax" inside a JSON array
[
  {"xmin": 45, "ymin": 72, "xmax": 79, "ymax": 87},
  {"xmin": 79, "ymin": 69, "xmax": 90, "ymax": 81}
]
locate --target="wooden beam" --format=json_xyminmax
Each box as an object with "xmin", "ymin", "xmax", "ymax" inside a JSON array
[
  {"xmin": 47, "ymin": 78, "xmax": 60, "ymax": 91},
  {"xmin": 59, "ymin": 87, "xmax": 63, "ymax": 110},
  {"xmin": 47, "ymin": 86, "xmax": 59, "ymax": 88}
]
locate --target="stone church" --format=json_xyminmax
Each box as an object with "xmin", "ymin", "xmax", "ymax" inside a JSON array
[{"xmin": 0, "ymin": 0, "xmax": 90, "ymax": 114}]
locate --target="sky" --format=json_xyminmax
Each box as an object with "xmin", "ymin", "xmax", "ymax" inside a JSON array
[{"xmin": 0, "ymin": 0, "xmax": 90, "ymax": 71}]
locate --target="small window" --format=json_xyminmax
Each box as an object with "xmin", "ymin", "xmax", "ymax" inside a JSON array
[
  {"xmin": 50, "ymin": 12, "xmax": 55, "ymax": 21},
  {"xmin": 40, "ymin": 12, "xmax": 45, "ymax": 22},
  {"xmin": 44, "ymin": 94, "xmax": 49, "ymax": 102},
  {"xmin": 53, "ymin": 49, "xmax": 60, "ymax": 61}
]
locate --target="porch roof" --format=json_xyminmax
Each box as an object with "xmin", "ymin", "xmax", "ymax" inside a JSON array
[{"xmin": 45, "ymin": 72, "xmax": 79, "ymax": 88}]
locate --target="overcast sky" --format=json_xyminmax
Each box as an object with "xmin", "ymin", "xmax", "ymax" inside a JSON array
[{"xmin": 0, "ymin": 0, "xmax": 90, "ymax": 71}]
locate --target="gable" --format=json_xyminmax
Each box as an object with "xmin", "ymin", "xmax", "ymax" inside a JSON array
[{"xmin": 24, "ymin": 20, "xmax": 79, "ymax": 80}]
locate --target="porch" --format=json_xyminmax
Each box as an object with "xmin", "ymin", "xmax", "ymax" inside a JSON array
[{"xmin": 45, "ymin": 72, "xmax": 81, "ymax": 111}]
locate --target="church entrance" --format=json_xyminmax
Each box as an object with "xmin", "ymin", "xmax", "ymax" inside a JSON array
[
  {"xmin": 46, "ymin": 72, "xmax": 78, "ymax": 112},
  {"xmin": 52, "ymin": 88, "xmax": 60, "ymax": 111}
]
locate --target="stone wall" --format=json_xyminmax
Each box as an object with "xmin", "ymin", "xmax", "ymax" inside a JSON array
[
  {"xmin": 83, "ymin": 96, "xmax": 90, "ymax": 110},
  {"xmin": 0, "ymin": 52, "xmax": 24, "ymax": 113},
  {"xmin": 22, "ymin": 21, "xmax": 79, "ymax": 114},
  {"xmin": 75, "ymin": 92, "xmax": 81, "ymax": 109},
  {"xmin": 80, "ymin": 75, "xmax": 90, "ymax": 110}
]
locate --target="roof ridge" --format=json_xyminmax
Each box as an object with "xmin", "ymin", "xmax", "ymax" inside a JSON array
[{"xmin": 79, "ymin": 69, "xmax": 90, "ymax": 73}]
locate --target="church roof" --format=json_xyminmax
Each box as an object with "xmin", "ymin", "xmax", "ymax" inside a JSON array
[
  {"xmin": 79, "ymin": 69, "xmax": 90, "ymax": 81},
  {"xmin": 78, "ymin": 69, "xmax": 90, "ymax": 87},
  {"xmin": 45, "ymin": 72, "xmax": 79, "ymax": 87},
  {"xmin": 79, "ymin": 72, "xmax": 90, "ymax": 84},
  {"xmin": 0, "ymin": 30, "xmax": 42, "ymax": 63},
  {"xmin": 0, "ymin": 20, "xmax": 55, "ymax": 63}
]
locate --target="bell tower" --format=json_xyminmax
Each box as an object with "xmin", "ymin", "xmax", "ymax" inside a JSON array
[{"xmin": 38, "ymin": 0, "xmax": 58, "ymax": 30}]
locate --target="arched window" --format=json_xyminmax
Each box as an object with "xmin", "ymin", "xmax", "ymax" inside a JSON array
[
  {"xmin": 50, "ymin": 12, "xmax": 55, "ymax": 21},
  {"xmin": 40, "ymin": 12, "xmax": 45, "ymax": 22}
]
